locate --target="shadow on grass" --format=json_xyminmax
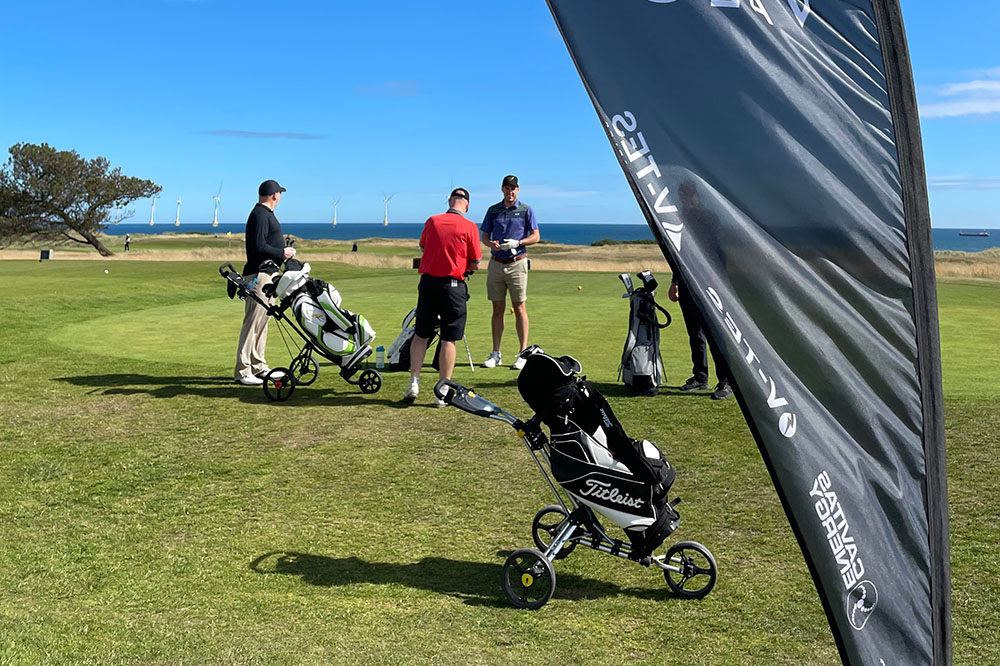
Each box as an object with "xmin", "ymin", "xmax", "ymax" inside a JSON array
[
  {"xmin": 587, "ymin": 381, "xmax": 716, "ymax": 399},
  {"xmin": 249, "ymin": 550, "xmax": 675, "ymax": 607},
  {"xmin": 53, "ymin": 373, "xmax": 405, "ymax": 407}
]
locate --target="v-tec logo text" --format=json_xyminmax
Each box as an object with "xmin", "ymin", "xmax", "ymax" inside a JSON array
[{"xmin": 646, "ymin": 0, "xmax": 812, "ymax": 28}]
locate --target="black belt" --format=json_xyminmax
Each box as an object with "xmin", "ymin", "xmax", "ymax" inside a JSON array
[{"xmin": 494, "ymin": 254, "xmax": 526, "ymax": 265}]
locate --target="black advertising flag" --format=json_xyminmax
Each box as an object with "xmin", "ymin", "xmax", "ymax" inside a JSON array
[{"xmin": 545, "ymin": 1, "xmax": 950, "ymax": 664}]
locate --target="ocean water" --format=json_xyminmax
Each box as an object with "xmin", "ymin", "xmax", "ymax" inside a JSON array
[{"xmin": 105, "ymin": 223, "xmax": 999, "ymax": 253}]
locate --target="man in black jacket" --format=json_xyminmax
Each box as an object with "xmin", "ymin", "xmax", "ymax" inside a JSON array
[{"xmin": 234, "ymin": 179, "xmax": 295, "ymax": 385}]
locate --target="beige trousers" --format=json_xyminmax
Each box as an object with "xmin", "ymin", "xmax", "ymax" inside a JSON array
[{"xmin": 234, "ymin": 272, "xmax": 275, "ymax": 380}]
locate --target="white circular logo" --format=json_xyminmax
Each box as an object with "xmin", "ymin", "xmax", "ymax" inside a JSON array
[
  {"xmin": 779, "ymin": 412, "xmax": 797, "ymax": 438},
  {"xmin": 847, "ymin": 580, "xmax": 878, "ymax": 631}
]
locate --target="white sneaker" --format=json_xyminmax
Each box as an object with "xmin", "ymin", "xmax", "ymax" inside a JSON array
[
  {"xmin": 403, "ymin": 376, "xmax": 420, "ymax": 402},
  {"xmin": 236, "ymin": 374, "xmax": 264, "ymax": 386},
  {"xmin": 512, "ymin": 355, "xmax": 527, "ymax": 371},
  {"xmin": 433, "ymin": 396, "xmax": 447, "ymax": 408},
  {"xmin": 483, "ymin": 351, "xmax": 502, "ymax": 368}
]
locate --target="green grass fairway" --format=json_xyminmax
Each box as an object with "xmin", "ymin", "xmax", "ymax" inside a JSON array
[{"xmin": 1, "ymin": 257, "xmax": 997, "ymax": 665}]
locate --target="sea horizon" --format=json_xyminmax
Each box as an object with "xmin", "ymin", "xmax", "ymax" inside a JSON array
[{"xmin": 103, "ymin": 222, "xmax": 1000, "ymax": 253}]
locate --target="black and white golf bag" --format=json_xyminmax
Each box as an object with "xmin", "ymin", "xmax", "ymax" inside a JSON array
[
  {"xmin": 618, "ymin": 271, "xmax": 671, "ymax": 396},
  {"xmin": 518, "ymin": 350, "xmax": 678, "ymax": 559},
  {"xmin": 385, "ymin": 307, "xmax": 441, "ymax": 372},
  {"xmin": 274, "ymin": 261, "xmax": 376, "ymax": 370}
]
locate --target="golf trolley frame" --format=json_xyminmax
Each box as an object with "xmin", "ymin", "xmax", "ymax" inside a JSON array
[
  {"xmin": 434, "ymin": 378, "xmax": 717, "ymax": 610},
  {"xmin": 219, "ymin": 263, "xmax": 383, "ymax": 401}
]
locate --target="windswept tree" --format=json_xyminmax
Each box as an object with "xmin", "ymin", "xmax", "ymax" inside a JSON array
[{"xmin": 0, "ymin": 142, "xmax": 161, "ymax": 256}]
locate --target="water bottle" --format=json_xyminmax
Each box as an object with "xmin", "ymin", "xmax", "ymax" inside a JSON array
[{"xmin": 375, "ymin": 345, "xmax": 385, "ymax": 369}]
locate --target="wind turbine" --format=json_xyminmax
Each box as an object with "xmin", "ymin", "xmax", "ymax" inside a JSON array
[
  {"xmin": 174, "ymin": 196, "xmax": 182, "ymax": 227},
  {"xmin": 332, "ymin": 198, "xmax": 341, "ymax": 227},
  {"xmin": 149, "ymin": 195, "xmax": 159, "ymax": 226},
  {"xmin": 211, "ymin": 183, "xmax": 222, "ymax": 227},
  {"xmin": 382, "ymin": 193, "xmax": 395, "ymax": 227}
]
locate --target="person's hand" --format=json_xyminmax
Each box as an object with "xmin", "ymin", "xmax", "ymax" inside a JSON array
[
  {"xmin": 283, "ymin": 247, "xmax": 295, "ymax": 259},
  {"xmin": 499, "ymin": 238, "xmax": 521, "ymax": 251},
  {"xmin": 488, "ymin": 239, "xmax": 502, "ymax": 251},
  {"xmin": 667, "ymin": 283, "xmax": 679, "ymax": 302}
]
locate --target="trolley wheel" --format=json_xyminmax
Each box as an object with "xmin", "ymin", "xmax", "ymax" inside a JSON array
[
  {"xmin": 501, "ymin": 548, "xmax": 556, "ymax": 610},
  {"xmin": 357, "ymin": 369, "xmax": 382, "ymax": 394},
  {"xmin": 291, "ymin": 356, "xmax": 319, "ymax": 386},
  {"xmin": 663, "ymin": 540, "xmax": 717, "ymax": 599},
  {"xmin": 531, "ymin": 505, "xmax": 576, "ymax": 560},
  {"xmin": 262, "ymin": 368, "xmax": 296, "ymax": 402}
]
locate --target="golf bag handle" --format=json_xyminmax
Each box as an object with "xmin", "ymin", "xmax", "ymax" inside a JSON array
[
  {"xmin": 654, "ymin": 302, "xmax": 672, "ymax": 329},
  {"xmin": 635, "ymin": 302, "xmax": 672, "ymax": 329}
]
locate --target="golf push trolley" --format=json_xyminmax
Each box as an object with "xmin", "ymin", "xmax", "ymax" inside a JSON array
[
  {"xmin": 433, "ymin": 350, "xmax": 717, "ymax": 609},
  {"xmin": 220, "ymin": 260, "xmax": 383, "ymax": 401}
]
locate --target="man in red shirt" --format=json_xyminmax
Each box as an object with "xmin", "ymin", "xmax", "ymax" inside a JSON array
[{"xmin": 404, "ymin": 188, "xmax": 482, "ymax": 405}]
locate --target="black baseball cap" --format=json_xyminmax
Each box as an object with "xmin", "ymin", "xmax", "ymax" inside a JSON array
[
  {"xmin": 449, "ymin": 187, "xmax": 469, "ymax": 201},
  {"xmin": 502, "ymin": 174, "xmax": 518, "ymax": 188},
  {"xmin": 258, "ymin": 179, "xmax": 287, "ymax": 196}
]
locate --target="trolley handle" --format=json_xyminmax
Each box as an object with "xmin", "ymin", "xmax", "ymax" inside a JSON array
[{"xmin": 434, "ymin": 379, "xmax": 518, "ymax": 426}]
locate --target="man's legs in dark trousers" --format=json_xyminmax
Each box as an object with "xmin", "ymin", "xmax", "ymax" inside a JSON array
[{"xmin": 678, "ymin": 287, "xmax": 709, "ymax": 384}]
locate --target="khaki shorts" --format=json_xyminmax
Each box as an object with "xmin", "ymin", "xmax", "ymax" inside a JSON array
[{"xmin": 487, "ymin": 257, "xmax": 529, "ymax": 303}]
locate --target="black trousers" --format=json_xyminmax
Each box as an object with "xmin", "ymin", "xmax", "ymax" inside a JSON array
[{"xmin": 678, "ymin": 286, "xmax": 728, "ymax": 385}]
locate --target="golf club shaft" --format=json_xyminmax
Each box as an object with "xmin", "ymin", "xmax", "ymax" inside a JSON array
[{"xmin": 464, "ymin": 335, "xmax": 474, "ymax": 372}]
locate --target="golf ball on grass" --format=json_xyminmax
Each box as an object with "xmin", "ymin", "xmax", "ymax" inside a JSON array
[{"xmin": 104, "ymin": 269, "xmax": 109, "ymax": 274}]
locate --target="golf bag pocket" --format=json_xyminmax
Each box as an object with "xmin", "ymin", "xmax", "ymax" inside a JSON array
[
  {"xmin": 548, "ymin": 428, "xmax": 677, "ymax": 559},
  {"xmin": 290, "ymin": 291, "xmax": 374, "ymax": 361}
]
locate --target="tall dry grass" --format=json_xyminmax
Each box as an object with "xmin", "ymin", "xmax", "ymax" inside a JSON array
[
  {"xmin": 3, "ymin": 242, "xmax": 998, "ymax": 280},
  {"xmin": 933, "ymin": 249, "xmax": 1000, "ymax": 281}
]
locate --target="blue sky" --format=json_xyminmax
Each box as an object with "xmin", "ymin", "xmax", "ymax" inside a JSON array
[{"xmin": 1, "ymin": 1, "xmax": 997, "ymax": 228}]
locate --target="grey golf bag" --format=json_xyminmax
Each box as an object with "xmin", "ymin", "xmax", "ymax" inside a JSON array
[{"xmin": 618, "ymin": 271, "xmax": 671, "ymax": 396}]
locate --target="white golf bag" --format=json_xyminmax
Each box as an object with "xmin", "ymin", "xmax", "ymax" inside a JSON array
[{"xmin": 275, "ymin": 262, "xmax": 376, "ymax": 370}]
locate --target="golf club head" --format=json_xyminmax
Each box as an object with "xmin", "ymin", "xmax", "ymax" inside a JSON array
[
  {"xmin": 618, "ymin": 272, "xmax": 634, "ymax": 295},
  {"xmin": 637, "ymin": 270, "xmax": 658, "ymax": 293}
]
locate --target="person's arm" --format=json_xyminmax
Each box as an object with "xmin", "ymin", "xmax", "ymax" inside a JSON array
[
  {"xmin": 519, "ymin": 228, "xmax": 540, "ymax": 247},
  {"xmin": 466, "ymin": 227, "xmax": 482, "ymax": 276},
  {"xmin": 252, "ymin": 213, "xmax": 287, "ymax": 263}
]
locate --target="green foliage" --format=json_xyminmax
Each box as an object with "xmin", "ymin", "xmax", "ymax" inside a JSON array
[
  {"xmin": 0, "ymin": 142, "xmax": 161, "ymax": 256},
  {"xmin": 0, "ymin": 253, "xmax": 996, "ymax": 664}
]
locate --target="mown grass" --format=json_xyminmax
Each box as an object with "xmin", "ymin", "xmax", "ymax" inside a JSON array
[{"xmin": 0, "ymin": 247, "xmax": 997, "ymax": 665}]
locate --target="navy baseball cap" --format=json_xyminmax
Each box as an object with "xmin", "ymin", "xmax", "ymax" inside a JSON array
[
  {"xmin": 502, "ymin": 175, "xmax": 518, "ymax": 188},
  {"xmin": 449, "ymin": 188, "xmax": 470, "ymax": 201},
  {"xmin": 258, "ymin": 179, "xmax": 287, "ymax": 196}
]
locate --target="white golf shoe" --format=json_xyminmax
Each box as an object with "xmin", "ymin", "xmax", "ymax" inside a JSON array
[
  {"xmin": 404, "ymin": 376, "xmax": 420, "ymax": 402},
  {"xmin": 482, "ymin": 351, "xmax": 502, "ymax": 368},
  {"xmin": 512, "ymin": 355, "xmax": 527, "ymax": 371}
]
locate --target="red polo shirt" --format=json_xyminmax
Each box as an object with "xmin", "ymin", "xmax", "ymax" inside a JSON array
[{"xmin": 419, "ymin": 211, "xmax": 482, "ymax": 280}]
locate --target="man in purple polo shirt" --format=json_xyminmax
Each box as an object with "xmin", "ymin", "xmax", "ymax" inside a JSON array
[{"xmin": 480, "ymin": 174, "xmax": 540, "ymax": 371}]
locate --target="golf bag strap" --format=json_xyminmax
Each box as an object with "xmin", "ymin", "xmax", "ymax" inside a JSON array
[{"xmin": 654, "ymin": 302, "xmax": 672, "ymax": 328}]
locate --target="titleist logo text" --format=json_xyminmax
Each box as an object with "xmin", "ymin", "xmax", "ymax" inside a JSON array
[{"xmin": 579, "ymin": 479, "xmax": 645, "ymax": 509}]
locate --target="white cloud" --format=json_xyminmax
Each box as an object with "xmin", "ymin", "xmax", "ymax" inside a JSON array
[
  {"xmin": 920, "ymin": 70, "xmax": 1000, "ymax": 118},
  {"xmin": 354, "ymin": 81, "xmax": 421, "ymax": 98},
  {"xmin": 928, "ymin": 175, "xmax": 1000, "ymax": 190}
]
